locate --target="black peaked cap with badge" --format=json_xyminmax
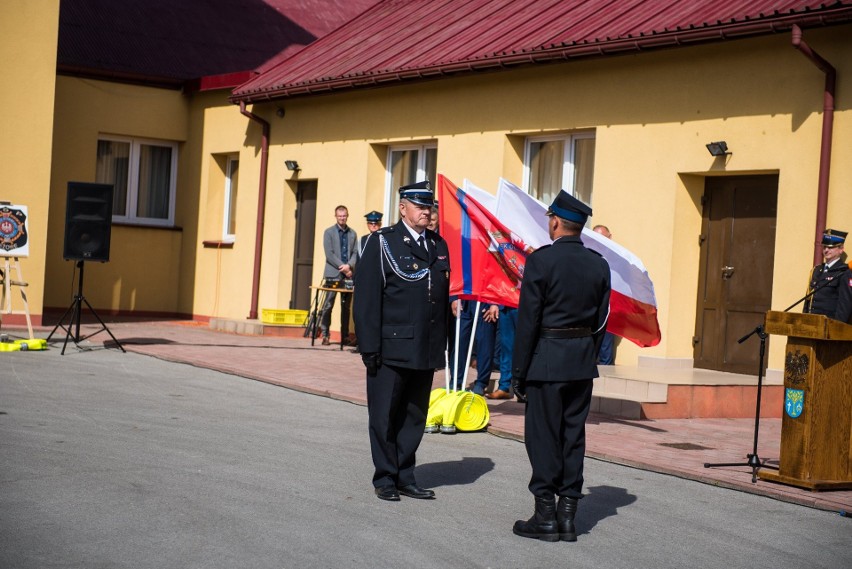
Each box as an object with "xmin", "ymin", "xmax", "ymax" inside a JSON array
[
  {"xmin": 822, "ymin": 228, "xmax": 847, "ymax": 248},
  {"xmin": 547, "ymin": 190, "xmax": 592, "ymax": 224},
  {"xmin": 399, "ymin": 180, "xmax": 434, "ymax": 207},
  {"xmin": 364, "ymin": 210, "xmax": 383, "ymax": 223}
]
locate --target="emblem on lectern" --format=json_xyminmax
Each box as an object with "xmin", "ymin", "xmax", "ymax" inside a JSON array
[
  {"xmin": 784, "ymin": 351, "xmax": 809, "ymax": 385},
  {"xmin": 785, "ymin": 388, "xmax": 804, "ymax": 419}
]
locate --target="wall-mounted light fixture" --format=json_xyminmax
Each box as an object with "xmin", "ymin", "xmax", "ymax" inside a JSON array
[
  {"xmin": 275, "ymin": 107, "xmax": 285, "ymax": 118},
  {"xmin": 705, "ymin": 141, "xmax": 731, "ymax": 157},
  {"xmin": 285, "ymin": 160, "xmax": 300, "ymax": 172}
]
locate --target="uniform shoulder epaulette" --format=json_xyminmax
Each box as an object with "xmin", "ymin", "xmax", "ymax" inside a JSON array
[{"xmin": 376, "ymin": 226, "xmax": 395, "ymax": 235}]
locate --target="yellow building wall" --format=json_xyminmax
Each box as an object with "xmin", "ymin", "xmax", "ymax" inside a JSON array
[
  {"xmin": 189, "ymin": 92, "xmax": 266, "ymax": 321},
  {"xmin": 199, "ymin": 26, "xmax": 850, "ymax": 372},
  {"xmin": 46, "ymin": 77, "xmax": 189, "ymax": 314},
  {"xmin": 0, "ymin": 0, "xmax": 60, "ymax": 325}
]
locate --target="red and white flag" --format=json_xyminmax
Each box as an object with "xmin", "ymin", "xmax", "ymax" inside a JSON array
[{"xmin": 495, "ymin": 179, "xmax": 662, "ymax": 348}]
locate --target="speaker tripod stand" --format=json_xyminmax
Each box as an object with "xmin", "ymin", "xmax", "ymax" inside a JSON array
[
  {"xmin": 47, "ymin": 260, "xmax": 125, "ymax": 355},
  {"xmin": 704, "ymin": 324, "xmax": 777, "ymax": 482}
]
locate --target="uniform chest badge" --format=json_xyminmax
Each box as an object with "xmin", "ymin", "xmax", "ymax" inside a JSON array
[
  {"xmin": 785, "ymin": 388, "xmax": 804, "ymax": 419},
  {"xmin": 438, "ymin": 255, "xmax": 447, "ymax": 261},
  {"xmin": 412, "ymin": 263, "xmax": 419, "ymax": 269}
]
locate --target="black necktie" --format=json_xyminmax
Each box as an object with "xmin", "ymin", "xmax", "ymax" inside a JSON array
[{"xmin": 418, "ymin": 235, "xmax": 427, "ymax": 253}]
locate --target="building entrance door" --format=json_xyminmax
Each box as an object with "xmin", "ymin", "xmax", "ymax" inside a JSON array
[
  {"xmin": 290, "ymin": 181, "xmax": 317, "ymax": 310},
  {"xmin": 693, "ymin": 175, "xmax": 778, "ymax": 374}
]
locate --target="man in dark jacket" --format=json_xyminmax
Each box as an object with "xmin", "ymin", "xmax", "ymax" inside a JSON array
[
  {"xmin": 804, "ymin": 229, "xmax": 852, "ymax": 323},
  {"xmin": 353, "ymin": 181, "xmax": 451, "ymax": 502},
  {"xmin": 512, "ymin": 190, "xmax": 610, "ymax": 542}
]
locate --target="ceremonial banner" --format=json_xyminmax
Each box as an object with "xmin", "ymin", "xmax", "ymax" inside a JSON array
[
  {"xmin": 495, "ymin": 179, "xmax": 661, "ymax": 347},
  {"xmin": 0, "ymin": 204, "xmax": 29, "ymax": 257},
  {"xmin": 437, "ymin": 175, "xmax": 532, "ymax": 308}
]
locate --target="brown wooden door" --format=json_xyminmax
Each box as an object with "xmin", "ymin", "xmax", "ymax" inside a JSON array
[
  {"xmin": 290, "ymin": 181, "xmax": 317, "ymax": 310},
  {"xmin": 693, "ymin": 175, "xmax": 778, "ymax": 374}
]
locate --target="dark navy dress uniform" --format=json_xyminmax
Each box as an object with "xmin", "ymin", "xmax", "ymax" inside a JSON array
[
  {"xmin": 353, "ymin": 200, "xmax": 450, "ymax": 493},
  {"xmin": 804, "ymin": 262, "xmax": 852, "ymax": 319},
  {"xmin": 804, "ymin": 229, "xmax": 852, "ymax": 323},
  {"xmin": 511, "ymin": 190, "xmax": 610, "ymax": 542},
  {"xmin": 513, "ymin": 234, "xmax": 610, "ymax": 499}
]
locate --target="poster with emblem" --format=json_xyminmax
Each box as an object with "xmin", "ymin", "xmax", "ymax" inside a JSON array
[{"xmin": 0, "ymin": 204, "xmax": 29, "ymax": 257}]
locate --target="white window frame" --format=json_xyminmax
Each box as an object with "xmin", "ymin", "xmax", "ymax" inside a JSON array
[
  {"xmin": 222, "ymin": 156, "xmax": 239, "ymax": 242},
  {"xmin": 522, "ymin": 132, "xmax": 595, "ymax": 204},
  {"xmin": 98, "ymin": 135, "xmax": 178, "ymax": 227},
  {"xmin": 384, "ymin": 143, "xmax": 437, "ymax": 222}
]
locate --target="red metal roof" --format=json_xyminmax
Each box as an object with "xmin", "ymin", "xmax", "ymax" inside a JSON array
[
  {"xmin": 232, "ymin": 0, "xmax": 852, "ymax": 101},
  {"xmin": 57, "ymin": 0, "xmax": 378, "ymax": 87}
]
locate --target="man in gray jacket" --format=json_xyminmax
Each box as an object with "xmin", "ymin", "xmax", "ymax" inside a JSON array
[{"xmin": 319, "ymin": 205, "xmax": 358, "ymax": 346}]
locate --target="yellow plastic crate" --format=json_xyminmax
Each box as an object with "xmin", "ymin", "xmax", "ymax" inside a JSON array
[{"xmin": 261, "ymin": 308, "xmax": 309, "ymax": 326}]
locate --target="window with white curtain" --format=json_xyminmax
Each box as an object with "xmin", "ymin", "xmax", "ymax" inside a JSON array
[
  {"xmin": 524, "ymin": 133, "xmax": 596, "ymax": 209},
  {"xmin": 386, "ymin": 144, "xmax": 437, "ymax": 223},
  {"xmin": 96, "ymin": 136, "xmax": 178, "ymax": 226},
  {"xmin": 223, "ymin": 156, "xmax": 239, "ymax": 241}
]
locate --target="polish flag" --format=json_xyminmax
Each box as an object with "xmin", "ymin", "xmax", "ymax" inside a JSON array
[{"xmin": 496, "ymin": 179, "xmax": 661, "ymax": 348}]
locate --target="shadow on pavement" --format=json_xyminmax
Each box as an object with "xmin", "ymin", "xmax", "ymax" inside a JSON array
[
  {"xmin": 416, "ymin": 456, "xmax": 496, "ymax": 488},
  {"xmin": 577, "ymin": 485, "xmax": 638, "ymax": 534}
]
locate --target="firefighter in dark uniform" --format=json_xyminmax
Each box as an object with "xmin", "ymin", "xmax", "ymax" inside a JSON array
[
  {"xmin": 804, "ymin": 229, "xmax": 852, "ymax": 323},
  {"xmin": 353, "ymin": 181, "xmax": 451, "ymax": 502},
  {"xmin": 511, "ymin": 190, "xmax": 610, "ymax": 542},
  {"xmin": 359, "ymin": 210, "xmax": 383, "ymax": 256}
]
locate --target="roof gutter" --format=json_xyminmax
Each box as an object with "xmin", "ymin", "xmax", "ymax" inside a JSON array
[
  {"xmin": 791, "ymin": 24, "xmax": 836, "ymax": 266},
  {"xmin": 239, "ymin": 100, "xmax": 270, "ymax": 321}
]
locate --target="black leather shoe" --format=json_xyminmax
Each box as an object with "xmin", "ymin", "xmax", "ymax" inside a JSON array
[
  {"xmin": 375, "ymin": 485, "xmax": 400, "ymax": 501},
  {"xmin": 397, "ymin": 484, "xmax": 435, "ymax": 499}
]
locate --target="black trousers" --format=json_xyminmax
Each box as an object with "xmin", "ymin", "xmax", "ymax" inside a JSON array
[
  {"xmin": 366, "ymin": 363, "xmax": 433, "ymax": 488},
  {"xmin": 525, "ymin": 379, "xmax": 594, "ymax": 499}
]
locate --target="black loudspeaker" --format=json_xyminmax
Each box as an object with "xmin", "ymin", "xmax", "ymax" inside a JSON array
[{"xmin": 63, "ymin": 182, "xmax": 114, "ymax": 262}]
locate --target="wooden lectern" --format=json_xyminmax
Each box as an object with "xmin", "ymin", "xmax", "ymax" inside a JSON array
[{"xmin": 759, "ymin": 311, "xmax": 852, "ymax": 490}]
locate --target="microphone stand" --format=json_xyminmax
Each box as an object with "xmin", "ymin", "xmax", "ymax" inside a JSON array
[{"xmin": 704, "ymin": 324, "xmax": 777, "ymax": 482}]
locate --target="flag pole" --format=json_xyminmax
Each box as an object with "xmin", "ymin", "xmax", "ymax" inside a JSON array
[
  {"xmin": 462, "ymin": 301, "xmax": 481, "ymax": 392},
  {"xmin": 450, "ymin": 307, "xmax": 461, "ymax": 394}
]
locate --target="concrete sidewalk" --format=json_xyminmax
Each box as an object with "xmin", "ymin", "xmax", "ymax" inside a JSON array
[{"xmin": 7, "ymin": 319, "xmax": 851, "ymax": 515}]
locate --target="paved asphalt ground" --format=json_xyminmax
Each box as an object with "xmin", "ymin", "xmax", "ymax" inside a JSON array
[{"xmin": 2, "ymin": 347, "xmax": 850, "ymax": 569}]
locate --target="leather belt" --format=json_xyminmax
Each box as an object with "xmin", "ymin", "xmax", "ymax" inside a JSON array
[{"xmin": 539, "ymin": 327, "xmax": 592, "ymax": 339}]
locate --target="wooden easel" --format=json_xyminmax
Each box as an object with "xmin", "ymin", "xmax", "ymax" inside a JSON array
[{"xmin": 0, "ymin": 256, "xmax": 34, "ymax": 339}]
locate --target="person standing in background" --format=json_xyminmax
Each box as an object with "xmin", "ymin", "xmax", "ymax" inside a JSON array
[
  {"xmin": 592, "ymin": 224, "xmax": 616, "ymax": 365},
  {"xmin": 319, "ymin": 206, "xmax": 357, "ymax": 346},
  {"xmin": 359, "ymin": 210, "xmax": 383, "ymax": 256}
]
